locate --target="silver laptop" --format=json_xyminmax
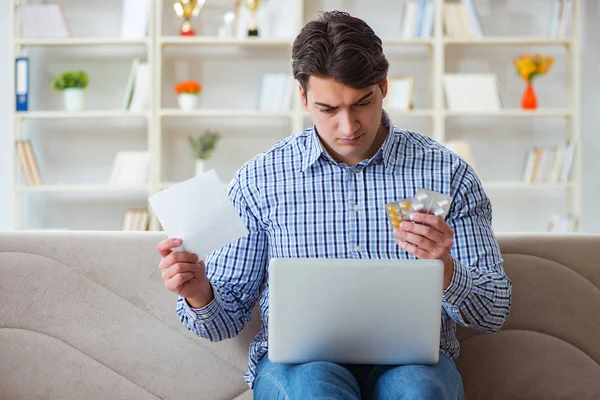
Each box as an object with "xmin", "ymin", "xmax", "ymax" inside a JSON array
[{"xmin": 267, "ymin": 258, "xmax": 444, "ymax": 365}]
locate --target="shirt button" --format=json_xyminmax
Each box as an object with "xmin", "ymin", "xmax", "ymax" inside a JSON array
[
  {"xmin": 355, "ymin": 245, "xmax": 362, "ymax": 253},
  {"xmin": 353, "ymin": 205, "xmax": 360, "ymax": 212},
  {"xmin": 351, "ymin": 168, "xmax": 357, "ymax": 174}
]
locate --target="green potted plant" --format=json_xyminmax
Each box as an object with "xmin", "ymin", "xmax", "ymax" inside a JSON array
[
  {"xmin": 188, "ymin": 130, "xmax": 221, "ymax": 175},
  {"xmin": 53, "ymin": 70, "xmax": 89, "ymax": 111}
]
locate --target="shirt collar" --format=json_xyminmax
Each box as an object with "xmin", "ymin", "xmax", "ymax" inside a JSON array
[{"xmin": 301, "ymin": 109, "xmax": 398, "ymax": 173}]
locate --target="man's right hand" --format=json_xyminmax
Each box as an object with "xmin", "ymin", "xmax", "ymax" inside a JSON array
[{"xmin": 158, "ymin": 238, "xmax": 215, "ymax": 309}]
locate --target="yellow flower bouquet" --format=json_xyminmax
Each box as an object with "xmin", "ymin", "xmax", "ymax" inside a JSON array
[
  {"xmin": 513, "ymin": 54, "xmax": 554, "ymax": 83},
  {"xmin": 513, "ymin": 53, "xmax": 554, "ymax": 109}
]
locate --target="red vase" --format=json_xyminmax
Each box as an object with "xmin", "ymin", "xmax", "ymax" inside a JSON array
[{"xmin": 521, "ymin": 83, "xmax": 537, "ymax": 110}]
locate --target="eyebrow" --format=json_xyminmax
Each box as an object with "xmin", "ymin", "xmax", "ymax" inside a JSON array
[{"xmin": 313, "ymin": 91, "xmax": 374, "ymax": 109}]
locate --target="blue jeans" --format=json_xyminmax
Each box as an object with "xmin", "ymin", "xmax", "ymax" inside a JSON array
[{"xmin": 254, "ymin": 352, "xmax": 465, "ymax": 400}]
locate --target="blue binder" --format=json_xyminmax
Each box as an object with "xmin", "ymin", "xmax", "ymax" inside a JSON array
[{"xmin": 15, "ymin": 57, "xmax": 29, "ymax": 112}]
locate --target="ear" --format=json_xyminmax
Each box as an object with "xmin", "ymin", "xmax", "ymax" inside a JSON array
[
  {"xmin": 380, "ymin": 78, "xmax": 388, "ymax": 99},
  {"xmin": 299, "ymin": 84, "xmax": 308, "ymax": 110}
]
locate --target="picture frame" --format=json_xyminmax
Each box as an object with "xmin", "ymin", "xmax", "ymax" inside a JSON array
[{"xmin": 385, "ymin": 76, "xmax": 414, "ymax": 111}]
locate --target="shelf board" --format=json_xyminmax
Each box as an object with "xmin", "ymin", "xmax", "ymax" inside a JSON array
[
  {"xmin": 382, "ymin": 38, "xmax": 434, "ymax": 46},
  {"xmin": 483, "ymin": 181, "xmax": 573, "ymax": 189},
  {"xmin": 444, "ymin": 109, "xmax": 573, "ymax": 117},
  {"xmin": 160, "ymin": 109, "xmax": 294, "ymax": 118},
  {"xmin": 17, "ymin": 185, "xmax": 150, "ymax": 193},
  {"xmin": 387, "ymin": 109, "xmax": 435, "ymax": 117},
  {"xmin": 160, "ymin": 36, "xmax": 292, "ymax": 48},
  {"xmin": 15, "ymin": 38, "xmax": 149, "ymax": 46},
  {"xmin": 159, "ymin": 181, "xmax": 229, "ymax": 190},
  {"xmin": 444, "ymin": 37, "xmax": 573, "ymax": 46},
  {"xmin": 15, "ymin": 110, "xmax": 150, "ymax": 119}
]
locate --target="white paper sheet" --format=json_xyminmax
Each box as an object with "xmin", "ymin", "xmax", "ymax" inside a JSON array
[{"xmin": 148, "ymin": 170, "xmax": 249, "ymax": 260}]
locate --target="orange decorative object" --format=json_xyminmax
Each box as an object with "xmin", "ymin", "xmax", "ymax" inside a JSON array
[
  {"xmin": 180, "ymin": 29, "xmax": 196, "ymax": 36},
  {"xmin": 174, "ymin": 80, "xmax": 202, "ymax": 95},
  {"xmin": 513, "ymin": 53, "xmax": 553, "ymax": 110},
  {"xmin": 521, "ymin": 83, "xmax": 537, "ymax": 110}
]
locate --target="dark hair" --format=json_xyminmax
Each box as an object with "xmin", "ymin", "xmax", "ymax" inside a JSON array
[{"xmin": 292, "ymin": 11, "xmax": 389, "ymax": 93}]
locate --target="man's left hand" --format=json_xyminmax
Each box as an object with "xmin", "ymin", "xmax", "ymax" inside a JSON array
[{"xmin": 394, "ymin": 212, "xmax": 454, "ymax": 290}]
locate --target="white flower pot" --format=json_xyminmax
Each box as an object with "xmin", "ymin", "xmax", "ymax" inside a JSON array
[
  {"xmin": 63, "ymin": 88, "xmax": 85, "ymax": 111},
  {"xmin": 195, "ymin": 159, "xmax": 206, "ymax": 176},
  {"xmin": 178, "ymin": 93, "xmax": 198, "ymax": 111}
]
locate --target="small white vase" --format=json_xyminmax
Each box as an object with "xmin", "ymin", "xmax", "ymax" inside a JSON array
[
  {"xmin": 63, "ymin": 88, "xmax": 84, "ymax": 111},
  {"xmin": 195, "ymin": 159, "xmax": 206, "ymax": 176},
  {"xmin": 178, "ymin": 93, "xmax": 198, "ymax": 111}
]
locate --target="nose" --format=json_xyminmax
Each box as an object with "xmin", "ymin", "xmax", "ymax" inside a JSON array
[{"xmin": 338, "ymin": 110, "xmax": 359, "ymax": 136}]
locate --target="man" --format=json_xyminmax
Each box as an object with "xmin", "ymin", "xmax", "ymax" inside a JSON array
[{"xmin": 158, "ymin": 11, "xmax": 511, "ymax": 400}]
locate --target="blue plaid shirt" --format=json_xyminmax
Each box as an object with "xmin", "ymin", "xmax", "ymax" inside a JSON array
[{"xmin": 177, "ymin": 111, "xmax": 512, "ymax": 388}]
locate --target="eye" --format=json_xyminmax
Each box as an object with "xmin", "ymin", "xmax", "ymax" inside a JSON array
[
  {"xmin": 355, "ymin": 101, "xmax": 371, "ymax": 107},
  {"xmin": 320, "ymin": 108, "xmax": 335, "ymax": 114}
]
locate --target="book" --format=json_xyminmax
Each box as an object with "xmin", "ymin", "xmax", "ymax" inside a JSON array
[
  {"xmin": 128, "ymin": 62, "xmax": 150, "ymax": 111},
  {"xmin": 121, "ymin": 209, "xmax": 149, "ymax": 231},
  {"xmin": 444, "ymin": 140, "xmax": 477, "ymax": 172},
  {"xmin": 16, "ymin": 140, "xmax": 42, "ymax": 186},
  {"xmin": 443, "ymin": 74, "xmax": 502, "ymax": 112},
  {"xmin": 123, "ymin": 58, "xmax": 141, "ymax": 110},
  {"xmin": 109, "ymin": 151, "xmax": 149, "ymax": 186},
  {"xmin": 461, "ymin": 0, "xmax": 484, "ymax": 37},
  {"xmin": 18, "ymin": 4, "xmax": 71, "ymax": 38},
  {"xmin": 15, "ymin": 57, "xmax": 29, "ymax": 112},
  {"xmin": 257, "ymin": 73, "xmax": 293, "ymax": 111},
  {"xmin": 520, "ymin": 142, "xmax": 575, "ymax": 183},
  {"xmin": 119, "ymin": 0, "xmax": 149, "ymax": 39}
]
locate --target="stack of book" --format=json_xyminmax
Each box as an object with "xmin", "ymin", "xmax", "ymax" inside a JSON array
[
  {"xmin": 399, "ymin": 0, "xmax": 436, "ymax": 39},
  {"xmin": 548, "ymin": 0, "xmax": 575, "ymax": 37},
  {"xmin": 443, "ymin": 0, "xmax": 483, "ymax": 38},
  {"xmin": 522, "ymin": 142, "xmax": 575, "ymax": 183},
  {"xmin": 16, "ymin": 140, "xmax": 43, "ymax": 186},
  {"xmin": 547, "ymin": 214, "xmax": 577, "ymax": 233},
  {"xmin": 121, "ymin": 209, "xmax": 149, "ymax": 231}
]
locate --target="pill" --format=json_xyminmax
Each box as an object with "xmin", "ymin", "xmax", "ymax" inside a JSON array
[
  {"xmin": 391, "ymin": 220, "xmax": 401, "ymax": 228},
  {"xmin": 387, "ymin": 206, "xmax": 399, "ymax": 213},
  {"xmin": 412, "ymin": 202, "xmax": 424, "ymax": 211},
  {"xmin": 437, "ymin": 199, "xmax": 449, "ymax": 207},
  {"xmin": 434, "ymin": 208, "xmax": 445, "ymax": 216},
  {"xmin": 416, "ymin": 193, "xmax": 428, "ymax": 201},
  {"xmin": 399, "ymin": 201, "xmax": 410, "ymax": 209}
]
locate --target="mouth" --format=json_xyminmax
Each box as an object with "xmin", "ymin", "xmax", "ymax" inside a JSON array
[{"xmin": 338, "ymin": 133, "xmax": 363, "ymax": 145}]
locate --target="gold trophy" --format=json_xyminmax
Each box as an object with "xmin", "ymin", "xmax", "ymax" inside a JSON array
[
  {"xmin": 244, "ymin": 0, "xmax": 262, "ymax": 37},
  {"xmin": 173, "ymin": 0, "xmax": 205, "ymax": 36}
]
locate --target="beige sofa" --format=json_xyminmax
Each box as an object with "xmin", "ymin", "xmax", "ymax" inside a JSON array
[{"xmin": 1, "ymin": 231, "xmax": 599, "ymax": 400}]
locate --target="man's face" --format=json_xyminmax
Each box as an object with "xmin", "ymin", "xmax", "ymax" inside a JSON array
[{"xmin": 300, "ymin": 76, "xmax": 388, "ymax": 166}]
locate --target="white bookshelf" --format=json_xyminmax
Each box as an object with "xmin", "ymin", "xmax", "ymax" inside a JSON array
[{"xmin": 9, "ymin": 0, "xmax": 582, "ymax": 233}]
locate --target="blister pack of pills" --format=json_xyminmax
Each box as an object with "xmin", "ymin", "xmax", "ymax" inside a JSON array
[
  {"xmin": 409, "ymin": 188, "xmax": 453, "ymax": 220},
  {"xmin": 384, "ymin": 189, "xmax": 453, "ymax": 230},
  {"xmin": 385, "ymin": 198, "xmax": 412, "ymax": 229}
]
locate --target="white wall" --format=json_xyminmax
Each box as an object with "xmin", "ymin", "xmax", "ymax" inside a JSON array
[
  {"xmin": 0, "ymin": 0, "xmax": 12, "ymax": 230},
  {"xmin": 578, "ymin": 0, "xmax": 600, "ymax": 232}
]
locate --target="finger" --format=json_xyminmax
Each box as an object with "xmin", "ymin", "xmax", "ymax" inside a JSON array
[
  {"xmin": 409, "ymin": 213, "xmax": 453, "ymax": 235},
  {"xmin": 397, "ymin": 238, "xmax": 432, "ymax": 259},
  {"xmin": 165, "ymin": 272, "xmax": 194, "ymax": 293},
  {"xmin": 157, "ymin": 238, "xmax": 182, "ymax": 258},
  {"xmin": 397, "ymin": 221, "xmax": 445, "ymax": 244},
  {"xmin": 394, "ymin": 229, "xmax": 437, "ymax": 253},
  {"xmin": 162, "ymin": 261, "xmax": 201, "ymax": 281},
  {"xmin": 191, "ymin": 260, "xmax": 206, "ymax": 279},
  {"xmin": 159, "ymin": 251, "xmax": 199, "ymax": 272}
]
